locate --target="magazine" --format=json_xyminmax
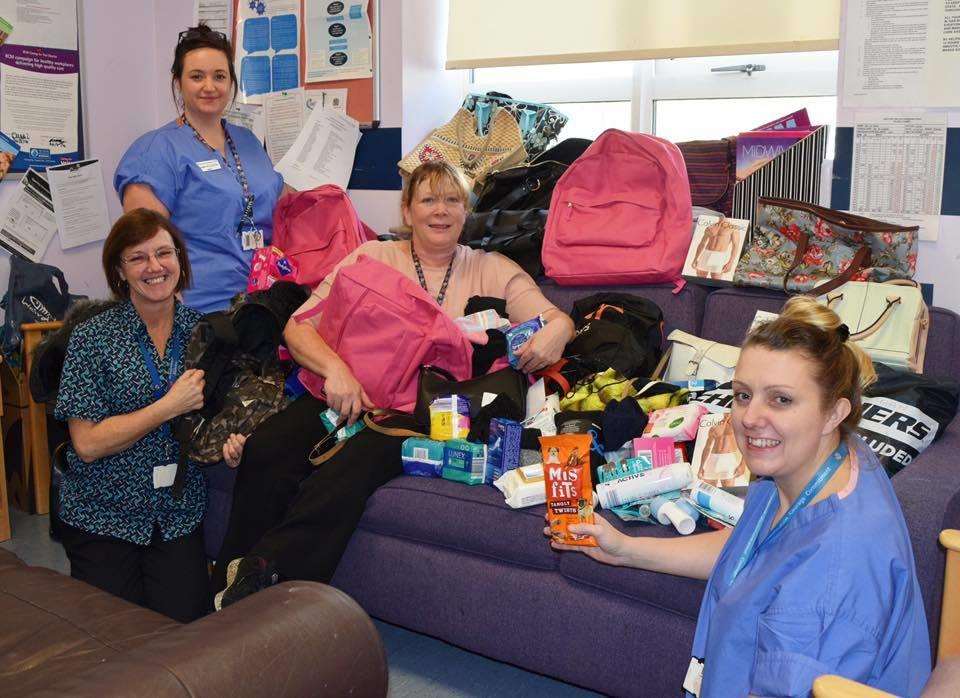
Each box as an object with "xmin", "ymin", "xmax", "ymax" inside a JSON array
[
  {"xmin": 689, "ymin": 412, "xmax": 750, "ymax": 488},
  {"xmin": 682, "ymin": 214, "xmax": 750, "ymax": 287}
]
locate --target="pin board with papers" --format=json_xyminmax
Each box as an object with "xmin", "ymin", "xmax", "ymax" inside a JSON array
[{"xmin": 231, "ymin": 0, "xmax": 376, "ymax": 125}]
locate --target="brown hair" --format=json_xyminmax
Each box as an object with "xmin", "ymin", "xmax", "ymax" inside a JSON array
[
  {"xmin": 171, "ymin": 23, "xmax": 238, "ymax": 107},
  {"xmin": 401, "ymin": 160, "xmax": 471, "ymax": 211},
  {"xmin": 102, "ymin": 209, "xmax": 192, "ymax": 299},
  {"xmin": 744, "ymin": 296, "xmax": 877, "ymax": 433}
]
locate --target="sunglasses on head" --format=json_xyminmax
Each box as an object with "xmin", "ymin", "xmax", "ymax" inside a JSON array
[{"xmin": 177, "ymin": 28, "xmax": 228, "ymax": 44}]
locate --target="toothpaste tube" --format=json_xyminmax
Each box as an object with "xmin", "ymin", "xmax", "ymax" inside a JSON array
[
  {"xmin": 595, "ymin": 462, "xmax": 693, "ymax": 509},
  {"xmin": 505, "ymin": 316, "xmax": 544, "ymax": 369},
  {"xmin": 685, "ymin": 480, "xmax": 744, "ymax": 526},
  {"xmin": 651, "ymin": 493, "xmax": 699, "ymax": 535}
]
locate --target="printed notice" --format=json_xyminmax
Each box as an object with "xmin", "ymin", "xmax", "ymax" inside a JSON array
[
  {"xmin": 264, "ymin": 88, "xmax": 304, "ymax": 163},
  {"xmin": 276, "ymin": 107, "xmax": 360, "ymax": 191},
  {"xmin": 194, "ymin": 0, "xmax": 230, "ymax": 37},
  {"xmin": 842, "ymin": 0, "xmax": 960, "ymax": 107},
  {"xmin": 234, "ymin": 0, "xmax": 300, "ymax": 104},
  {"xmin": 849, "ymin": 112, "xmax": 946, "ymax": 241},
  {"xmin": 305, "ymin": 0, "xmax": 372, "ymax": 82},
  {"xmin": 224, "ymin": 102, "xmax": 265, "ymax": 143},
  {"xmin": 0, "ymin": 168, "xmax": 57, "ymax": 261},
  {"xmin": 46, "ymin": 159, "xmax": 110, "ymax": 249}
]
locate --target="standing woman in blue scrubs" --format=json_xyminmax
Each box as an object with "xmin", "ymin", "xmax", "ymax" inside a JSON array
[
  {"xmin": 552, "ymin": 296, "xmax": 931, "ymax": 697},
  {"xmin": 115, "ymin": 25, "xmax": 284, "ymax": 313}
]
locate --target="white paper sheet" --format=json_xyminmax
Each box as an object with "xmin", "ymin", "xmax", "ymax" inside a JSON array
[
  {"xmin": 305, "ymin": 0, "xmax": 372, "ymax": 82},
  {"xmin": 275, "ymin": 107, "xmax": 360, "ymax": 191},
  {"xmin": 224, "ymin": 102, "xmax": 265, "ymax": 143},
  {"xmin": 848, "ymin": 112, "xmax": 946, "ymax": 241},
  {"xmin": 842, "ymin": 0, "xmax": 960, "ymax": 107},
  {"xmin": 304, "ymin": 87, "xmax": 348, "ymax": 122},
  {"xmin": 264, "ymin": 88, "xmax": 304, "ymax": 163},
  {"xmin": 46, "ymin": 159, "xmax": 110, "ymax": 250},
  {"xmin": 0, "ymin": 168, "xmax": 56, "ymax": 261},
  {"xmin": 0, "ymin": 0, "xmax": 77, "ymax": 50},
  {"xmin": 194, "ymin": 0, "xmax": 230, "ymax": 37}
]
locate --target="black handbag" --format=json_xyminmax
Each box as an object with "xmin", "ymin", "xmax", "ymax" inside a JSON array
[
  {"xmin": 415, "ymin": 364, "xmax": 528, "ymax": 427},
  {"xmin": 460, "ymin": 208, "xmax": 547, "ymax": 278},
  {"xmin": 472, "ymin": 137, "xmax": 592, "ymax": 212}
]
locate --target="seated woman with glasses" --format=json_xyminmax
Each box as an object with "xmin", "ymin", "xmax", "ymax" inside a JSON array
[
  {"xmin": 114, "ymin": 24, "xmax": 284, "ymax": 313},
  {"xmin": 53, "ymin": 208, "xmax": 230, "ymax": 622}
]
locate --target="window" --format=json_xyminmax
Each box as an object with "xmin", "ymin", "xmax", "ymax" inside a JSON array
[{"xmin": 467, "ymin": 51, "xmax": 838, "ymax": 152}]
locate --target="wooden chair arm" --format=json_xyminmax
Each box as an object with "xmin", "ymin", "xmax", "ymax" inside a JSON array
[
  {"xmin": 20, "ymin": 321, "xmax": 63, "ymax": 332},
  {"xmin": 812, "ymin": 675, "xmax": 896, "ymax": 697},
  {"xmin": 940, "ymin": 529, "xmax": 960, "ymax": 661}
]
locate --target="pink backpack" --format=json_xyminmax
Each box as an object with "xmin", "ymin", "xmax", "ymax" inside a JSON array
[
  {"xmin": 542, "ymin": 129, "xmax": 693, "ymax": 285},
  {"xmin": 272, "ymin": 185, "xmax": 378, "ymax": 288},
  {"xmin": 294, "ymin": 255, "xmax": 474, "ymax": 412}
]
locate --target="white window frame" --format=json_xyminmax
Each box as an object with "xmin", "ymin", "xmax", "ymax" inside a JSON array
[{"xmin": 467, "ymin": 51, "xmax": 839, "ymax": 137}]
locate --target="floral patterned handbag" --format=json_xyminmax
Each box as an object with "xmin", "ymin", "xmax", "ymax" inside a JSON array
[{"xmin": 733, "ymin": 197, "xmax": 919, "ymax": 296}]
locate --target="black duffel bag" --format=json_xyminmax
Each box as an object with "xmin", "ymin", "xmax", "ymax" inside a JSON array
[
  {"xmin": 460, "ymin": 208, "xmax": 547, "ymax": 278},
  {"xmin": 472, "ymin": 137, "xmax": 593, "ymax": 212}
]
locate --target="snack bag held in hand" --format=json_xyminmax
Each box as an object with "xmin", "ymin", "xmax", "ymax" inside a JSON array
[{"xmin": 541, "ymin": 434, "xmax": 597, "ymax": 547}]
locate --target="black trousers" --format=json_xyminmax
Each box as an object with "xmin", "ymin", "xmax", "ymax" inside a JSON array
[
  {"xmin": 212, "ymin": 393, "xmax": 405, "ymax": 593},
  {"xmin": 60, "ymin": 521, "xmax": 210, "ymax": 623}
]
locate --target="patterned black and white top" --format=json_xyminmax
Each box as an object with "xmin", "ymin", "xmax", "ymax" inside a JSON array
[{"xmin": 54, "ymin": 300, "xmax": 205, "ymax": 544}]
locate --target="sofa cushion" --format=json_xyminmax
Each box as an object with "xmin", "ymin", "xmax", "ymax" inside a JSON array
[
  {"xmin": 556, "ymin": 511, "xmax": 707, "ymax": 620},
  {"xmin": 358, "ymin": 476, "xmax": 560, "ymax": 570},
  {"xmin": 540, "ymin": 281, "xmax": 708, "ymax": 350}
]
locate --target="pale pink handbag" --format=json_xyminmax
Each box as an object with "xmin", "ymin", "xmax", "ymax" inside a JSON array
[
  {"xmin": 293, "ymin": 255, "xmax": 474, "ymax": 412},
  {"xmin": 542, "ymin": 129, "xmax": 693, "ymax": 285}
]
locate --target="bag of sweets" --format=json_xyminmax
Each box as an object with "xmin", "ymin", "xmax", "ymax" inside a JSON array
[{"xmin": 540, "ymin": 434, "xmax": 597, "ymax": 547}]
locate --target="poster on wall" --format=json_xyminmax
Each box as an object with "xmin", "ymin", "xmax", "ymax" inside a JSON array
[
  {"xmin": 0, "ymin": 0, "xmax": 82, "ymax": 174},
  {"xmin": 233, "ymin": 0, "xmax": 300, "ymax": 104},
  {"xmin": 305, "ymin": 0, "xmax": 373, "ymax": 82}
]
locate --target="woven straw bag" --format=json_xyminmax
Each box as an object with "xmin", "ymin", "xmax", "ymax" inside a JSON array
[{"xmin": 398, "ymin": 107, "xmax": 527, "ymax": 185}]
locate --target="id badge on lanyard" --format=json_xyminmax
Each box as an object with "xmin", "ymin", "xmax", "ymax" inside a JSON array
[
  {"xmin": 137, "ymin": 335, "xmax": 183, "ymax": 487},
  {"xmin": 238, "ymin": 192, "xmax": 264, "ymax": 250}
]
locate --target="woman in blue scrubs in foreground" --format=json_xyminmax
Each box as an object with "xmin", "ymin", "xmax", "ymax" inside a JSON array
[
  {"xmin": 553, "ymin": 296, "xmax": 931, "ymax": 697},
  {"xmin": 115, "ymin": 24, "xmax": 284, "ymax": 313}
]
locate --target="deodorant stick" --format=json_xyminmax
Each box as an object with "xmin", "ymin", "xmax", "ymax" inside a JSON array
[
  {"xmin": 687, "ymin": 480, "xmax": 745, "ymax": 525},
  {"xmin": 595, "ymin": 463, "xmax": 693, "ymax": 509},
  {"xmin": 651, "ymin": 494, "xmax": 699, "ymax": 535}
]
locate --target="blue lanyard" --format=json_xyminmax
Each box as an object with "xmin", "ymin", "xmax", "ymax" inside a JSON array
[
  {"xmin": 728, "ymin": 441, "xmax": 849, "ymax": 585},
  {"xmin": 136, "ymin": 334, "xmax": 183, "ymax": 402}
]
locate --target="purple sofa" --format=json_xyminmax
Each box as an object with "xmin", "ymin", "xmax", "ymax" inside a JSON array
[{"xmin": 204, "ymin": 284, "xmax": 960, "ymax": 697}]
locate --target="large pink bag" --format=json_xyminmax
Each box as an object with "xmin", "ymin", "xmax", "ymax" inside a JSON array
[
  {"xmin": 542, "ymin": 129, "xmax": 693, "ymax": 285},
  {"xmin": 272, "ymin": 185, "xmax": 378, "ymax": 288},
  {"xmin": 294, "ymin": 255, "xmax": 474, "ymax": 412}
]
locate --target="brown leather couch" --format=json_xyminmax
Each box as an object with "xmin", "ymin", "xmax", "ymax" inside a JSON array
[{"xmin": 0, "ymin": 548, "xmax": 387, "ymax": 697}]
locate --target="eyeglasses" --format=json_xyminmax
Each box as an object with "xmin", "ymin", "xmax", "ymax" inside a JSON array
[
  {"xmin": 177, "ymin": 28, "xmax": 228, "ymax": 44},
  {"xmin": 121, "ymin": 246, "xmax": 179, "ymax": 268}
]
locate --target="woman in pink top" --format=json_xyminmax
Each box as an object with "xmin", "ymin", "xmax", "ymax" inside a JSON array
[{"xmin": 213, "ymin": 161, "xmax": 574, "ymax": 608}]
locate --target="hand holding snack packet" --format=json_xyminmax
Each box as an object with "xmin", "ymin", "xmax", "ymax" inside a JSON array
[{"xmin": 540, "ymin": 434, "xmax": 597, "ymax": 547}]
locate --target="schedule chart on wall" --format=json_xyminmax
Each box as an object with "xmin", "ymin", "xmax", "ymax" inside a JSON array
[{"xmin": 849, "ymin": 112, "xmax": 946, "ymax": 241}]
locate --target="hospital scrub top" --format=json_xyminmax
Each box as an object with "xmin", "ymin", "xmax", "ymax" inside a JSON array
[
  {"xmin": 114, "ymin": 120, "xmax": 284, "ymax": 313},
  {"xmin": 688, "ymin": 437, "xmax": 930, "ymax": 698},
  {"xmin": 53, "ymin": 301, "xmax": 205, "ymax": 545}
]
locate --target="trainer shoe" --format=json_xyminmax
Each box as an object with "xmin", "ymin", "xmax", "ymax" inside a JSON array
[{"xmin": 214, "ymin": 556, "xmax": 279, "ymax": 611}]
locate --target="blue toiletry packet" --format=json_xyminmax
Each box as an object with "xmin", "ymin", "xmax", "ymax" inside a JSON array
[
  {"xmin": 504, "ymin": 316, "xmax": 544, "ymax": 369},
  {"xmin": 485, "ymin": 417, "xmax": 522, "ymax": 484},
  {"xmin": 402, "ymin": 437, "xmax": 445, "ymax": 478},
  {"xmin": 441, "ymin": 440, "xmax": 486, "ymax": 485}
]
